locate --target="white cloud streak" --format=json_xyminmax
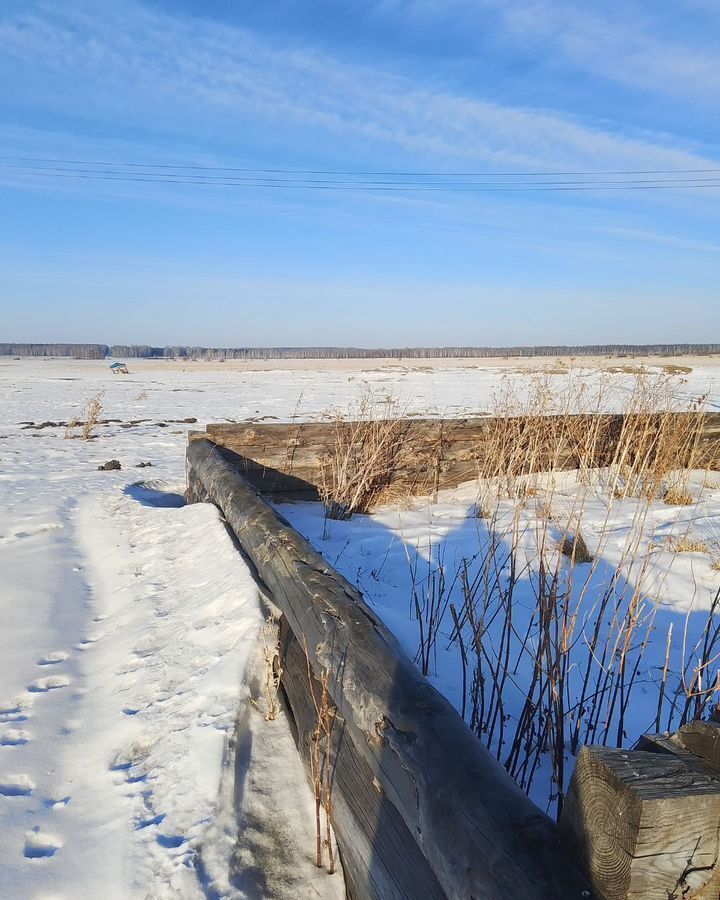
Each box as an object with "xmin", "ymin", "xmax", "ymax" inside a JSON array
[
  {"xmin": 389, "ymin": 0, "xmax": 720, "ymax": 102},
  {"xmin": 1, "ymin": 0, "xmax": 718, "ymax": 177}
]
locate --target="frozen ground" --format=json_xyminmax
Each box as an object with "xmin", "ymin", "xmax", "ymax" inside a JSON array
[{"xmin": 1, "ymin": 355, "xmax": 719, "ymax": 894}]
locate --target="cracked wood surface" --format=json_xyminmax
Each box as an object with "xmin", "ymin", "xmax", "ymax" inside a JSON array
[{"xmin": 560, "ymin": 745, "xmax": 720, "ymax": 900}]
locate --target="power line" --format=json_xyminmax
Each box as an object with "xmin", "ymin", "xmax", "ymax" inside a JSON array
[
  {"xmin": 2, "ymin": 155, "xmax": 720, "ymax": 178},
  {"xmin": 3, "ymin": 166, "xmax": 720, "ymax": 192},
  {"xmin": 4, "ymin": 163, "xmax": 720, "ymax": 188}
]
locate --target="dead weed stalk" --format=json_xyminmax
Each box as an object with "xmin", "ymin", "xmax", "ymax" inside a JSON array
[
  {"xmin": 65, "ymin": 391, "xmax": 104, "ymax": 440},
  {"xmin": 305, "ymin": 645, "xmax": 337, "ymax": 874},
  {"xmin": 318, "ymin": 387, "xmax": 409, "ymax": 520}
]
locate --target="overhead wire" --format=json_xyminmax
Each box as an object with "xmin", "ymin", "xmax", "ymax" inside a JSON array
[
  {"xmin": 2, "ymin": 155, "xmax": 720, "ymax": 177},
  {"xmin": 2, "ymin": 158, "xmax": 720, "ymax": 192}
]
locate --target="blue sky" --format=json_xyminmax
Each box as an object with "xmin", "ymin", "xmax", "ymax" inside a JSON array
[{"xmin": 1, "ymin": 0, "xmax": 718, "ymax": 346}]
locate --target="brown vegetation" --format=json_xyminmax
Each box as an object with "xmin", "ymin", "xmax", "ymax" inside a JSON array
[
  {"xmin": 305, "ymin": 645, "xmax": 337, "ymax": 874},
  {"xmin": 65, "ymin": 392, "xmax": 104, "ymax": 440},
  {"xmin": 318, "ymin": 388, "xmax": 411, "ymax": 519}
]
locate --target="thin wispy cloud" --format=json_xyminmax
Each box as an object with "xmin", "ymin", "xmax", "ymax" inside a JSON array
[
  {"xmin": 494, "ymin": 1, "xmax": 720, "ymax": 100},
  {"xmin": 1, "ymin": 0, "xmax": 718, "ymax": 344},
  {"xmin": 1, "ymin": 1, "xmax": 717, "ymax": 175},
  {"xmin": 377, "ymin": 0, "xmax": 720, "ymax": 105}
]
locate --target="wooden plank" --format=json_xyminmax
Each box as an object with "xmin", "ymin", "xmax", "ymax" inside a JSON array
[
  {"xmin": 560, "ymin": 745, "xmax": 720, "ymax": 900},
  {"xmin": 186, "ymin": 438, "xmax": 590, "ymax": 900}
]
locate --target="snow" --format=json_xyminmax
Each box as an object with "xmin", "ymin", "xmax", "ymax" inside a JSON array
[
  {"xmin": 1, "ymin": 354, "xmax": 719, "ymax": 894},
  {"xmin": 0, "ymin": 358, "xmax": 350, "ymax": 899},
  {"xmin": 277, "ymin": 468, "xmax": 720, "ymax": 815}
]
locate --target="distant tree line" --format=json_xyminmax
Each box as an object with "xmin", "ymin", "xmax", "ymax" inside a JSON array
[
  {"xmin": 3, "ymin": 342, "xmax": 720, "ymax": 360},
  {"xmin": 108, "ymin": 343, "xmax": 720, "ymax": 359},
  {"xmin": 0, "ymin": 343, "xmax": 109, "ymax": 359}
]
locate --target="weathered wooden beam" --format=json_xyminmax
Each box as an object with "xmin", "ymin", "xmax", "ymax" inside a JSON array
[
  {"xmin": 634, "ymin": 732, "xmax": 720, "ymax": 779},
  {"xmin": 677, "ymin": 721, "xmax": 720, "ymax": 772},
  {"xmin": 199, "ymin": 412, "xmax": 720, "ymax": 499},
  {"xmin": 278, "ymin": 618, "xmax": 447, "ymax": 900},
  {"xmin": 186, "ymin": 438, "xmax": 591, "ymax": 900},
  {"xmin": 560, "ymin": 745, "xmax": 720, "ymax": 900}
]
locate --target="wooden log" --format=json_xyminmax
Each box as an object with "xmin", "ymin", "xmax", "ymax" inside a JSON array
[
  {"xmin": 278, "ymin": 617, "xmax": 447, "ymax": 900},
  {"xmin": 677, "ymin": 721, "xmax": 720, "ymax": 772},
  {"xmin": 230, "ymin": 458, "xmax": 477, "ymax": 494},
  {"xmin": 560, "ymin": 745, "xmax": 720, "ymax": 900},
  {"xmin": 634, "ymin": 732, "xmax": 720, "ymax": 778},
  {"xmin": 206, "ymin": 413, "xmax": 720, "ymax": 454},
  {"xmin": 186, "ymin": 438, "xmax": 590, "ymax": 900},
  {"xmin": 201, "ymin": 412, "xmax": 720, "ymax": 502}
]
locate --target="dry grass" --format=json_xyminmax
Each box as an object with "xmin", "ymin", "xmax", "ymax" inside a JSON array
[
  {"xmin": 473, "ymin": 372, "xmax": 711, "ymax": 505},
  {"xmin": 663, "ymin": 364, "xmax": 693, "ymax": 375},
  {"xmin": 663, "ymin": 485, "xmax": 695, "ymax": 505},
  {"xmin": 318, "ymin": 386, "xmax": 410, "ymax": 520},
  {"xmin": 437, "ymin": 492, "xmax": 720, "ymax": 817},
  {"xmin": 671, "ymin": 535, "xmax": 711, "ymax": 554},
  {"xmin": 606, "ymin": 365, "xmax": 648, "ymax": 374},
  {"xmin": 313, "ymin": 372, "xmax": 719, "ymax": 817},
  {"xmin": 64, "ymin": 417, "xmax": 80, "ymax": 439},
  {"xmin": 81, "ymin": 393, "xmax": 104, "ymax": 440},
  {"xmin": 65, "ymin": 392, "xmax": 104, "ymax": 441},
  {"xmin": 535, "ymin": 498, "xmax": 554, "ymax": 521},
  {"xmin": 305, "ymin": 646, "xmax": 337, "ymax": 875},
  {"xmin": 314, "ymin": 371, "xmax": 715, "ymax": 522},
  {"xmin": 435, "ymin": 372, "xmax": 719, "ymax": 816}
]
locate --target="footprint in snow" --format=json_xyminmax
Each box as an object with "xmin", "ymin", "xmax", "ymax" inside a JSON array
[
  {"xmin": 37, "ymin": 652, "xmax": 68, "ymax": 666},
  {"xmin": 28, "ymin": 676, "xmax": 69, "ymax": 693},
  {"xmin": 0, "ymin": 697, "xmax": 33, "ymax": 716},
  {"xmin": 0, "ymin": 523, "xmax": 62, "ymax": 545},
  {"xmin": 136, "ymin": 812, "xmax": 165, "ymax": 830},
  {"xmin": 0, "ymin": 728, "xmax": 31, "ymax": 746},
  {"xmin": 157, "ymin": 833, "xmax": 186, "ymax": 849},
  {"xmin": 24, "ymin": 827, "xmax": 62, "ymax": 859},
  {"xmin": 59, "ymin": 719, "xmax": 82, "ymax": 736},
  {"xmin": 0, "ymin": 710, "xmax": 29, "ymax": 723},
  {"xmin": 76, "ymin": 634, "xmax": 103, "ymax": 650},
  {"xmin": 0, "ymin": 775, "xmax": 35, "ymax": 796},
  {"xmin": 44, "ymin": 795, "xmax": 71, "ymax": 809}
]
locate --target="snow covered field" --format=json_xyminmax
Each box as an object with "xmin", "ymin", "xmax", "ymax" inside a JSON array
[{"xmin": 1, "ymin": 355, "xmax": 720, "ymax": 895}]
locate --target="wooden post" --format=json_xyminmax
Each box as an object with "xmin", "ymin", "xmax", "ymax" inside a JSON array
[{"xmin": 560, "ymin": 745, "xmax": 720, "ymax": 900}]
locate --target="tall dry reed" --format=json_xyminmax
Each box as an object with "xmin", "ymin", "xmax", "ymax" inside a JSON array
[
  {"xmin": 318, "ymin": 387, "xmax": 409, "ymax": 520},
  {"xmin": 427, "ymin": 373, "xmax": 718, "ymax": 816}
]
